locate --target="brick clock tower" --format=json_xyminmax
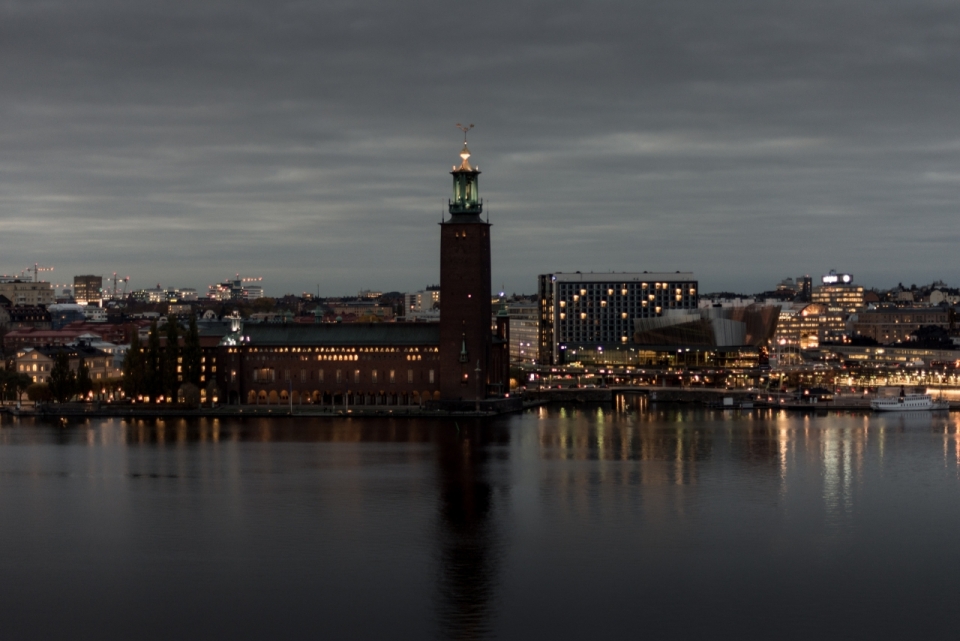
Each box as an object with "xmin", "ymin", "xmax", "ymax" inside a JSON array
[{"xmin": 439, "ymin": 131, "xmax": 494, "ymax": 401}]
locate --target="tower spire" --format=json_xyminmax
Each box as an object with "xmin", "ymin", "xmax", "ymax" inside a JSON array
[{"xmin": 449, "ymin": 124, "xmax": 482, "ymax": 217}]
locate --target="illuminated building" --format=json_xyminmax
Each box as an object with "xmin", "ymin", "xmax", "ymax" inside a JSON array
[
  {"xmin": 0, "ymin": 280, "xmax": 54, "ymax": 307},
  {"xmin": 805, "ymin": 271, "xmax": 864, "ymax": 343},
  {"xmin": 214, "ymin": 137, "xmax": 510, "ymax": 407},
  {"xmin": 853, "ymin": 307, "xmax": 952, "ymax": 344},
  {"xmin": 812, "ymin": 271, "xmax": 864, "ymax": 313},
  {"xmin": 405, "ymin": 287, "xmax": 441, "ymax": 315},
  {"xmin": 505, "ymin": 299, "xmax": 539, "ymax": 364},
  {"xmin": 207, "ymin": 277, "xmax": 264, "ymax": 301},
  {"xmin": 538, "ymin": 272, "xmax": 698, "ymax": 365},
  {"xmin": 14, "ymin": 344, "xmax": 114, "ymax": 384},
  {"xmin": 774, "ymin": 303, "xmax": 832, "ymax": 350},
  {"xmin": 131, "ymin": 287, "xmax": 168, "ymax": 304},
  {"xmin": 73, "ymin": 275, "xmax": 103, "ymax": 305}
]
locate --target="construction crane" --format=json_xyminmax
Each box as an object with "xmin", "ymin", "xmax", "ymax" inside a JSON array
[
  {"xmin": 109, "ymin": 272, "xmax": 130, "ymax": 299},
  {"xmin": 24, "ymin": 263, "xmax": 54, "ymax": 282}
]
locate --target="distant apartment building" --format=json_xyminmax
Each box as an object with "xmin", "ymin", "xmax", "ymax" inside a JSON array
[
  {"xmin": 0, "ymin": 280, "xmax": 54, "ymax": 307},
  {"xmin": 207, "ymin": 283, "xmax": 231, "ymax": 301},
  {"xmin": 5, "ymin": 305, "xmax": 52, "ymax": 330},
  {"xmin": 405, "ymin": 287, "xmax": 441, "ymax": 314},
  {"xmin": 812, "ymin": 271, "xmax": 864, "ymax": 313},
  {"xmin": 242, "ymin": 285, "xmax": 263, "ymax": 300},
  {"xmin": 207, "ymin": 279, "xmax": 263, "ymax": 301},
  {"xmin": 793, "ymin": 271, "xmax": 865, "ymax": 343},
  {"xmin": 132, "ymin": 286, "xmax": 168, "ymax": 304},
  {"xmin": 538, "ymin": 272, "xmax": 698, "ymax": 365},
  {"xmin": 73, "ymin": 275, "xmax": 103, "ymax": 305},
  {"xmin": 505, "ymin": 299, "xmax": 539, "ymax": 364},
  {"xmin": 160, "ymin": 287, "xmax": 200, "ymax": 302},
  {"xmin": 15, "ymin": 344, "xmax": 114, "ymax": 384},
  {"xmin": 328, "ymin": 301, "xmax": 395, "ymax": 321},
  {"xmin": 4, "ymin": 328, "xmax": 103, "ymax": 351},
  {"xmin": 853, "ymin": 307, "xmax": 952, "ymax": 344},
  {"xmin": 168, "ymin": 303, "xmax": 195, "ymax": 316},
  {"xmin": 82, "ymin": 306, "xmax": 108, "ymax": 322}
]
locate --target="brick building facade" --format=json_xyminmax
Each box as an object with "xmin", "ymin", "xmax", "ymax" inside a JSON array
[{"xmin": 211, "ymin": 138, "xmax": 508, "ymax": 406}]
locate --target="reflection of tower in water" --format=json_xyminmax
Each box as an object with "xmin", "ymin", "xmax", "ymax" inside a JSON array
[{"xmin": 434, "ymin": 421, "xmax": 508, "ymax": 640}]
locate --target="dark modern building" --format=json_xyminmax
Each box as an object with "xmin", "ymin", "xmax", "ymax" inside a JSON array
[
  {"xmin": 631, "ymin": 304, "xmax": 781, "ymax": 368},
  {"xmin": 73, "ymin": 275, "xmax": 103, "ymax": 305},
  {"xmin": 538, "ymin": 272, "xmax": 698, "ymax": 365}
]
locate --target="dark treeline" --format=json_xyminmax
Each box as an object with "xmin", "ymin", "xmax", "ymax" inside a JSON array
[
  {"xmin": 122, "ymin": 314, "xmax": 202, "ymax": 402},
  {"xmin": 47, "ymin": 351, "xmax": 95, "ymax": 403}
]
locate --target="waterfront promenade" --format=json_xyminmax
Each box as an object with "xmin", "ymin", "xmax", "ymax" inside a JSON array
[{"xmin": 4, "ymin": 385, "xmax": 957, "ymax": 418}]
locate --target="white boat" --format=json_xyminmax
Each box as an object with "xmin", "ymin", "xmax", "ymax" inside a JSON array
[{"xmin": 870, "ymin": 387, "xmax": 949, "ymax": 412}]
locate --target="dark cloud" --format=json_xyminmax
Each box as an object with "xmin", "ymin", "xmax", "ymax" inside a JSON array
[{"xmin": 1, "ymin": 0, "xmax": 958, "ymax": 294}]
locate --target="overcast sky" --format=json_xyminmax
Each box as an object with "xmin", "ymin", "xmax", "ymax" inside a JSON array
[{"xmin": 2, "ymin": 0, "xmax": 958, "ymax": 297}]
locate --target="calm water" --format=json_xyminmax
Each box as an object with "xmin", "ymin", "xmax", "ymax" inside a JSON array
[{"xmin": 3, "ymin": 403, "xmax": 960, "ymax": 640}]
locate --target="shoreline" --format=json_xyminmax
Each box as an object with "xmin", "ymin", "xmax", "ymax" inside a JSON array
[{"xmin": 0, "ymin": 400, "xmax": 542, "ymax": 420}]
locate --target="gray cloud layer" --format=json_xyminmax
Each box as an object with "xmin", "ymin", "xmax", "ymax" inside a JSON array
[{"xmin": 2, "ymin": 0, "xmax": 958, "ymax": 295}]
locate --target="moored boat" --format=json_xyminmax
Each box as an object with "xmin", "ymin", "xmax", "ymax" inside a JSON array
[{"xmin": 870, "ymin": 386, "xmax": 948, "ymax": 412}]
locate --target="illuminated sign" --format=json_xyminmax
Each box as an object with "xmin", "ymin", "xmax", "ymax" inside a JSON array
[{"xmin": 822, "ymin": 272, "xmax": 853, "ymax": 284}]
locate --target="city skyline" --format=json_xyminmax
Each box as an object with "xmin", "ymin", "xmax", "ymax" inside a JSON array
[{"xmin": 3, "ymin": 0, "xmax": 959, "ymax": 295}]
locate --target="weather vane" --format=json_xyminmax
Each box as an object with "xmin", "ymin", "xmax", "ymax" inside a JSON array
[{"xmin": 456, "ymin": 123, "xmax": 474, "ymax": 142}]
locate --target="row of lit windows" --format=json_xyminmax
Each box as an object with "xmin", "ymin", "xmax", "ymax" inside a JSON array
[
  {"xmin": 559, "ymin": 305, "xmax": 667, "ymax": 321},
  {"xmin": 253, "ymin": 367, "xmax": 435, "ymax": 385},
  {"xmin": 560, "ymin": 295, "xmax": 692, "ymax": 306},
  {"xmin": 558, "ymin": 282, "xmax": 695, "ymax": 293},
  {"xmin": 227, "ymin": 346, "xmax": 438, "ymax": 355}
]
